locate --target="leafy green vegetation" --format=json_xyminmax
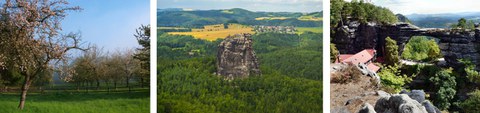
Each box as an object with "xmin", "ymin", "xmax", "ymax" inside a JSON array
[
  {"xmin": 402, "ymin": 36, "xmax": 441, "ymax": 62},
  {"xmin": 378, "ymin": 65, "xmax": 411, "ymax": 93},
  {"xmin": 330, "ymin": 44, "xmax": 339, "ymax": 63},
  {"xmin": 385, "ymin": 37, "xmax": 400, "ymax": 66},
  {"xmin": 459, "ymin": 59, "xmax": 480, "ymax": 84},
  {"xmin": 429, "ymin": 68, "xmax": 456, "ymax": 110},
  {"xmin": 451, "ymin": 18, "xmax": 476, "ymax": 29},
  {"xmin": 330, "ymin": 0, "xmax": 397, "ymax": 27},
  {"xmin": 158, "ymin": 31, "xmax": 323, "ymax": 112},
  {"xmin": 461, "ymin": 90, "xmax": 480, "ymax": 112}
]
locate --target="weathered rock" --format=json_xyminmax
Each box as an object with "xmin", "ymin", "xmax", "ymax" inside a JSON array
[
  {"xmin": 422, "ymin": 100, "xmax": 441, "ymax": 113},
  {"xmin": 374, "ymin": 94, "xmax": 428, "ymax": 113},
  {"xmin": 400, "ymin": 90, "xmax": 426, "ymax": 103},
  {"xmin": 216, "ymin": 33, "xmax": 261, "ymax": 79},
  {"xmin": 356, "ymin": 63, "xmax": 381, "ymax": 85},
  {"xmin": 333, "ymin": 21, "xmax": 480, "ymax": 70},
  {"xmin": 376, "ymin": 90, "xmax": 390, "ymax": 97},
  {"xmin": 358, "ymin": 103, "xmax": 376, "ymax": 113}
]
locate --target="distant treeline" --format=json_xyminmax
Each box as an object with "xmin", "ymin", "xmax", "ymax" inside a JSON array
[{"xmin": 157, "ymin": 8, "xmax": 322, "ymax": 28}]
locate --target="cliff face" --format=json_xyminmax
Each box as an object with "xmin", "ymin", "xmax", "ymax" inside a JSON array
[
  {"xmin": 332, "ymin": 21, "xmax": 480, "ymax": 69},
  {"xmin": 216, "ymin": 33, "xmax": 261, "ymax": 79}
]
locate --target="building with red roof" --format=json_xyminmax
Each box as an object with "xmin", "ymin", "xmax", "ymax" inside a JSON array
[{"xmin": 337, "ymin": 49, "xmax": 380, "ymax": 72}]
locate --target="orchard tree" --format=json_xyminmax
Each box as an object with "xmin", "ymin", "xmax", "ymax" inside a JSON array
[
  {"xmin": 0, "ymin": 0, "xmax": 83, "ymax": 109},
  {"xmin": 120, "ymin": 49, "xmax": 139, "ymax": 92},
  {"xmin": 107, "ymin": 51, "xmax": 124, "ymax": 90},
  {"xmin": 385, "ymin": 37, "xmax": 399, "ymax": 66},
  {"xmin": 133, "ymin": 25, "xmax": 150, "ymax": 88},
  {"xmin": 72, "ymin": 45, "xmax": 103, "ymax": 92}
]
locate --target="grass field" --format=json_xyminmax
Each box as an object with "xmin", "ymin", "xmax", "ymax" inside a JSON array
[
  {"xmin": 297, "ymin": 15, "xmax": 323, "ymax": 21},
  {"xmin": 158, "ymin": 27, "xmax": 189, "ymax": 30},
  {"xmin": 255, "ymin": 17, "xmax": 291, "ymax": 20},
  {"xmin": 296, "ymin": 27, "xmax": 323, "ymax": 34},
  {"xmin": 168, "ymin": 26, "xmax": 254, "ymax": 41},
  {"xmin": 0, "ymin": 88, "xmax": 149, "ymax": 113}
]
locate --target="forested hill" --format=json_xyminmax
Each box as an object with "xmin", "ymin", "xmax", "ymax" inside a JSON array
[
  {"xmin": 157, "ymin": 8, "xmax": 322, "ymax": 28},
  {"xmin": 406, "ymin": 12, "xmax": 480, "ymax": 28}
]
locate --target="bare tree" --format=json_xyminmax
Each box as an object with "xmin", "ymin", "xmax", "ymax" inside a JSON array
[{"xmin": 0, "ymin": 0, "xmax": 83, "ymax": 109}]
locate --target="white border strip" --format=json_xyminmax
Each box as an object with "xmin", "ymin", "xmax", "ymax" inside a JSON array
[
  {"xmin": 322, "ymin": 0, "xmax": 331, "ymax": 112},
  {"xmin": 150, "ymin": 0, "xmax": 157, "ymax": 112}
]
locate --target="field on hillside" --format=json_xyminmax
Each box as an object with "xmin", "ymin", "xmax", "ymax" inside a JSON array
[
  {"xmin": 168, "ymin": 26, "xmax": 254, "ymax": 41},
  {"xmin": 255, "ymin": 17, "xmax": 290, "ymax": 20},
  {"xmin": 296, "ymin": 27, "xmax": 323, "ymax": 34},
  {"xmin": 0, "ymin": 88, "xmax": 149, "ymax": 113},
  {"xmin": 298, "ymin": 16, "xmax": 323, "ymax": 21}
]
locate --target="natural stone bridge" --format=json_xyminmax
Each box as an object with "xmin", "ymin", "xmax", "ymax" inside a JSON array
[{"xmin": 333, "ymin": 21, "xmax": 480, "ymax": 68}]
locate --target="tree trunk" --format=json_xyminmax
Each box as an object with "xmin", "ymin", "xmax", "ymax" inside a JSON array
[
  {"xmin": 96, "ymin": 80, "xmax": 100, "ymax": 90},
  {"xmin": 18, "ymin": 76, "xmax": 32, "ymax": 110},
  {"xmin": 106, "ymin": 81, "xmax": 110, "ymax": 94},
  {"xmin": 140, "ymin": 78, "xmax": 144, "ymax": 88},
  {"xmin": 126, "ymin": 76, "xmax": 130, "ymax": 92},
  {"xmin": 114, "ymin": 81, "xmax": 117, "ymax": 91},
  {"xmin": 86, "ymin": 82, "xmax": 89, "ymax": 93}
]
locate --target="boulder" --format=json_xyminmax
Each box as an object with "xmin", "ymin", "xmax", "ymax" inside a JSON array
[
  {"xmin": 358, "ymin": 103, "xmax": 376, "ymax": 113},
  {"xmin": 400, "ymin": 90, "xmax": 426, "ymax": 103},
  {"xmin": 374, "ymin": 94, "xmax": 428, "ymax": 113}
]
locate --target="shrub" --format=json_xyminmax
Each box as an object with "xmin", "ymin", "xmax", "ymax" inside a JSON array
[
  {"xmin": 429, "ymin": 68, "xmax": 456, "ymax": 110},
  {"xmin": 461, "ymin": 90, "xmax": 480, "ymax": 112},
  {"xmin": 331, "ymin": 64, "xmax": 362, "ymax": 84},
  {"xmin": 385, "ymin": 37, "xmax": 399, "ymax": 66},
  {"xmin": 378, "ymin": 65, "xmax": 411, "ymax": 93},
  {"xmin": 459, "ymin": 59, "xmax": 480, "ymax": 84},
  {"xmin": 330, "ymin": 44, "xmax": 339, "ymax": 63}
]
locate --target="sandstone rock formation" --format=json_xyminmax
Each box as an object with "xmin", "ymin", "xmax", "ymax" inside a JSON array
[
  {"xmin": 372, "ymin": 90, "xmax": 441, "ymax": 113},
  {"xmin": 332, "ymin": 21, "xmax": 480, "ymax": 70},
  {"xmin": 216, "ymin": 33, "xmax": 261, "ymax": 79}
]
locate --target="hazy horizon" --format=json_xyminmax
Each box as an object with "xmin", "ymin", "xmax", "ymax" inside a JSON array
[
  {"xmin": 363, "ymin": 0, "xmax": 480, "ymax": 15},
  {"xmin": 158, "ymin": 0, "xmax": 322, "ymax": 13}
]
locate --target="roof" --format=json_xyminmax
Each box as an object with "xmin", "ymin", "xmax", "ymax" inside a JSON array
[
  {"xmin": 340, "ymin": 49, "xmax": 376, "ymax": 64},
  {"xmin": 367, "ymin": 63, "xmax": 380, "ymax": 72},
  {"xmin": 338, "ymin": 54, "xmax": 353, "ymax": 63}
]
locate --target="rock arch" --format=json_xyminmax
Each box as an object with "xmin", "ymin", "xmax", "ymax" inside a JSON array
[{"xmin": 333, "ymin": 21, "xmax": 480, "ymax": 68}]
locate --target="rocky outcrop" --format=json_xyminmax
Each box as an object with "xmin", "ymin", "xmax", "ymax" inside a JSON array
[
  {"xmin": 332, "ymin": 21, "xmax": 480, "ymax": 70},
  {"xmin": 375, "ymin": 94, "xmax": 428, "ymax": 113},
  {"xmin": 371, "ymin": 90, "xmax": 441, "ymax": 113},
  {"xmin": 359, "ymin": 103, "xmax": 376, "ymax": 113},
  {"xmin": 216, "ymin": 33, "xmax": 261, "ymax": 79}
]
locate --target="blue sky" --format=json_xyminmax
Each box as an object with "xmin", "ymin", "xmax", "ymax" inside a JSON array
[
  {"xmin": 158, "ymin": 0, "xmax": 322, "ymax": 13},
  {"xmin": 62, "ymin": 0, "xmax": 150, "ymax": 52},
  {"xmin": 364, "ymin": 0, "xmax": 480, "ymax": 15}
]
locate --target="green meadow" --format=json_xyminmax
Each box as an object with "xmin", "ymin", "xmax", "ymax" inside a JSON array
[{"xmin": 0, "ymin": 88, "xmax": 149, "ymax": 113}]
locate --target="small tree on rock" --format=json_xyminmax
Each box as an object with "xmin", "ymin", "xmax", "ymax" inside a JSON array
[{"xmin": 385, "ymin": 37, "xmax": 399, "ymax": 66}]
